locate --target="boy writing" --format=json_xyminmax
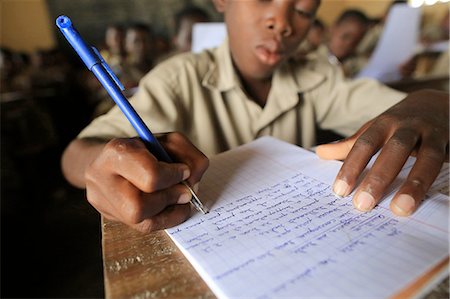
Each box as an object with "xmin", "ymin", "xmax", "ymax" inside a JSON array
[{"xmin": 62, "ymin": 0, "xmax": 449, "ymax": 233}]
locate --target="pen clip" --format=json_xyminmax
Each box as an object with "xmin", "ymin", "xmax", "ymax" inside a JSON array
[{"xmin": 91, "ymin": 47, "xmax": 125, "ymax": 91}]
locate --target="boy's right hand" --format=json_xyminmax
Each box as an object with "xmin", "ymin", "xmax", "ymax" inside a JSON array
[{"xmin": 84, "ymin": 133, "xmax": 209, "ymax": 233}]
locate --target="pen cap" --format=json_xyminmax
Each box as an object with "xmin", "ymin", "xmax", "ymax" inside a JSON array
[{"xmin": 56, "ymin": 15, "xmax": 100, "ymax": 70}]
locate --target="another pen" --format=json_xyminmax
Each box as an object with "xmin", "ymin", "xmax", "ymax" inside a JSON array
[{"xmin": 56, "ymin": 15, "xmax": 208, "ymax": 214}]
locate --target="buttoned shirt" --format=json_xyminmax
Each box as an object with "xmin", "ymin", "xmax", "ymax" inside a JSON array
[{"xmin": 78, "ymin": 40, "xmax": 405, "ymax": 156}]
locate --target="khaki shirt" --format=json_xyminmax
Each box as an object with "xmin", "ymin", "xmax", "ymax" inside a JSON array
[
  {"xmin": 309, "ymin": 44, "xmax": 369, "ymax": 78},
  {"xmin": 79, "ymin": 40, "xmax": 405, "ymax": 157}
]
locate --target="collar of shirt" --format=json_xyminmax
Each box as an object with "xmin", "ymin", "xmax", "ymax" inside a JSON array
[{"xmin": 202, "ymin": 39, "xmax": 325, "ymax": 95}]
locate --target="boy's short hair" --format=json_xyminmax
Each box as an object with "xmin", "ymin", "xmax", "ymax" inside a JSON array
[
  {"xmin": 107, "ymin": 23, "xmax": 125, "ymax": 32},
  {"xmin": 127, "ymin": 23, "xmax": 152, "ymax": 34},
  {"xmin": 174, "ymin": 5, "xmax": 210, "ymax": 34},
  {"xmin": 335, "ymin": 9, "xmax": 369, "ymax": 26},
  {"xmin": 312, "ymin": 19, "xmax": 325, "ymax": 31}
]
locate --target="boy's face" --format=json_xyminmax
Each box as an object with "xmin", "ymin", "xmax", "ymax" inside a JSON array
[
  {"xmin": 106, "ymin": 27, "xmax": 124, "ymax": 52},
  {"xmin": 216, "ymin": 0, "xmax": 319, "ymax": 80},
  {"xmin": 174, "ymin": 16, "xmax": 209, "ymax": 52},
  {"xmin": 307, "ymin": 26, "xmax": 324, "ymax": 48},
  {"xmin": 328, "ymin": 20, "xmax": 367, "ymax": 61},
  {"xmin": 125, "ymin": 29, "xmax": 151, "ymax": 61}
]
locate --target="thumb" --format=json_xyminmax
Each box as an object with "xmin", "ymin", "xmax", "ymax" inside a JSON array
[{"xmin": 316, "ymin": 120, "xmax": 373, "ymax": 160}]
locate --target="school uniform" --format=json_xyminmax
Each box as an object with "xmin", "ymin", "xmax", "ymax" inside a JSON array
[
  {"xmin": 78, "ymin": 40, "xmax": 405, "ymax": 156},
  {"xmin": 309, "ymin": 44, "xmax": 368, "ymax": 78}
]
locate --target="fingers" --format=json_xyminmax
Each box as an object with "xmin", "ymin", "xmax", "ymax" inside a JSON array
[
  {"xmin": 390, "ymin": 135, "xmax": 447, "ymax": 216},
  {"xmin": 352, "ymin": 128, "xmax": 419, "ymax": 212},
  {"xmin": 316, "ymin": 120, "xmax": 374, "ymax": 161},
  {"xmin": 130, "ymin": 204, "xmax": 192, "ymax": 233},
  {"xmin": 158, "ymin": 132, "xmax": 210, "ymax": 185},
  {"xmin": 332, "ymin": 123, "xmax": 387, "ymax": 197},
  {"xmin": 112, "ymin": 179, "xmax": 191, "ymax": 225},
  {"xmin": 105, "ymin": 138, "xmax": 190, "ymax": 192},
  {"xmin": 84, "ymin": 133, "xmax": 209, "ymax": 232}
]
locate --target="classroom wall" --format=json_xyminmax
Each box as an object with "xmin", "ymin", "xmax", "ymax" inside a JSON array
[
  {"xmin": 45, "ymin": 0, "xmax": 221, "ymax": 49},
  {"xmin": 317, "ymin": 0, "xmax": 449, "ymax": 27},
  {"xmin": 0, "ymin": 0, "xmax": 56, "ymax": 53},
  {"xmin": 1, "ymin": 0, "xmax": 448, "ymax": 53}
]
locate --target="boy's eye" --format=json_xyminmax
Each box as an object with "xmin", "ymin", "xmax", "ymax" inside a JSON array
[{"xmin": 295, "ymin": 9, "xmax": 314, "ymax": 20}]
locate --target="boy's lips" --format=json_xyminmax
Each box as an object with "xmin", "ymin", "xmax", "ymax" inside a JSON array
[{"xmin": 255, "ymin": 41, "xmax": 286, "ymax": 66}]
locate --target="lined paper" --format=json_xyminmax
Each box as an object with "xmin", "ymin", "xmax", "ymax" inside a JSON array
[{"xmin": 166, "ymin": 137, "xmax": 449, "ymax": 299}]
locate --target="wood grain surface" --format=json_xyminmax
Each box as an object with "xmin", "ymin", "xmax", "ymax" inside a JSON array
[{"xmin": 102, "ymin": 217, "xmax": 449, "ymax": 299}]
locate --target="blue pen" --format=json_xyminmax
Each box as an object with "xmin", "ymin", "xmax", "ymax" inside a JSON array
[{"xmin": 56, "ymin": 15, "xmax": 208, "ymax": 214}]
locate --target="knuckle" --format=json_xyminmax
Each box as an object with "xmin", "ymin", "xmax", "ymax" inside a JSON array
[
  {"xmin": 422, "ymin": 147, "xmax": 446, "ymax": 162},
  {"xmin": 366, "ymin": 173, "xmax": 388, "ymax": 188},
  {"xmin": 199, "ymin": 155, "xmax": 210, "ymax": 173},
  {"xmin": 406, "ymin": 178, "xmax": 427, "ymax": 193},
  {"xmin": 170, "ymin": 131, "xmax": 186, "ymax": 142},
  {"xmin": 142, "ymin": 165, "xmax": 160, "ymax": 191},
  {"xmin": 122, "ymin": 198, "xmax": 145, "ymax": 224},
  {"xmin": 85, "ymin": 187, "xmax": 100, "ymax": 207},
  {"xmin": 389, "ymin": 132, "xmax": 416, "ymax": 150},
  {"xmin": 135, "ymin": 219, "xmax": 157, "ymax": 233},
  {"xmin": 353, "ymin": 135, "xmax": 377, "ymax": 150},
  {"xmin": 106, "ymin": 138, "xmax": 142, "ymax": 156}
]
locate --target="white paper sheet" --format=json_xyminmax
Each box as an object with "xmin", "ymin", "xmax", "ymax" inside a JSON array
[
  {"xmin": 166, "ymin": 137, "xmax": 449, "ymax": 299},
  {"xmin": 192, "ymin": 22, "xmax": 227, "ymax": 53},
  {"xmin": 357, "ymin": 5, "xmax": 421, "ymax": 82}
]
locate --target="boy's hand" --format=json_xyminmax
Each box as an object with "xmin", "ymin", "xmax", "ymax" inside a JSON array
[
  {"xmin": 84, "ymin": 132, "xmax": 209, "ymax": 233},
  {"xmin": 316, "ymin": 89, "xmax": 449, "ymax": 216}
]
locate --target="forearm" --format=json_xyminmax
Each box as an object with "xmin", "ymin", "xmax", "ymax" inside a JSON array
[{"xmin": 61, "ymin": 137, "xmax": 107, "ymax": 189}]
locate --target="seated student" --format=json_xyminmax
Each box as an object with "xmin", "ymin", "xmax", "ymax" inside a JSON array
[
  {"xmin": 296, "ymin": 18, "xmax": 327, "ymax": 56},
  {"xmin": 93, "ymin": 24, "xmax": 155, "ymax": 117},
  {"xmin": 99, "ymin": 24, "xmax": 126, "ymax": 72},
  {"xmin": 156, "ymin": 5, "xmax": 211, "ymax": 64},
  {"xmin": 172, "ymin": 5, "xmax": 211, "ymax": 53},
  {"xmin": 61, "ymin": 0, "xmax": 448, "ymax": 233},
  {"xmin": 356, "ymin": 0, "xmax": 416, "ymax": 78},
  {"xmin": 309, "ymin": 9, "xmax": 369, "ymax": 77},
  {"xmin": 120, "ymin": 23, "xmax": 155, "ymax": 89}
]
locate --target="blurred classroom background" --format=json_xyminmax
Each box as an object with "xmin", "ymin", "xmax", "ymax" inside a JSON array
[{"xmin": 1, "ymin": 0, "xmax": 448, "ymax": 297}]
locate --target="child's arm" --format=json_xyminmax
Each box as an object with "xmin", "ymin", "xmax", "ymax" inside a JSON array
[
  {"xmin": 61, "ymin": 132, "xmax": 209, "ymax": 232},
  {"xmin": 316, "ymin": 89, "xmax": 449, "ymax": 216}
]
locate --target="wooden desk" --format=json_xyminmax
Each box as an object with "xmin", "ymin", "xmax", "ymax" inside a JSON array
[
  {"xmin": 102, "ymin": 217, "xmax": 449, "ymax": 299},
  {"xmin": 102, "ymin": 218, "xmax": 215, "ymax": 298}
]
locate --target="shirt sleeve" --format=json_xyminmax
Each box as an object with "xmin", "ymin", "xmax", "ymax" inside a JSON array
[
  {"xmin": 77, "ymin": 60, "xmax": 184, "ymax": 140},
  {"xmin": 310, "ymin": 61, "xmax": 406, "ymax": 137}
]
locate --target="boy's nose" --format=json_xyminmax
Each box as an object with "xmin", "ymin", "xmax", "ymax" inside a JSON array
[
  {"xmin": 265, "ymin": 11, "xmax": 293, "ymax": 37},
  {"xmin": 266, "ymin": 20, "xmax": 292, "ymax": 37}
]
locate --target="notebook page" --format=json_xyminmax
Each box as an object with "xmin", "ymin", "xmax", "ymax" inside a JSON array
[{"xmin": 166, "ymin": 137, "xmax": 449, "ymax": 299}]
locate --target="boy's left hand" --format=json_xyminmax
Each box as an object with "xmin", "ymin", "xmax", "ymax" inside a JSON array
[{"xmin": 316, "ymin": 89, "xmax": 449, "ymax": 216}]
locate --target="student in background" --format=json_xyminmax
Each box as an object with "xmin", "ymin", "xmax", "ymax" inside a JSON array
[
  {"xmin": 61, "ymin": 0, "xmax": 448, "ymax": 233},
  {"xmin": 357, "ymin": 0, "xmax": 407, "ymax": 57},
  {"xmin": 296, "ymin": 18, "xmax": 327, "ymax": 56},
  {"xmin": 355, "ymin": 0, "xmax": 416, "ymax": 78},
  {"xmin": 172, "ymin": 5, "xmax": 211, "ymax": 53},
  {"xmin": 156, "ymin": 5, "xmax": 211, "ymax": 64},
  {"xmin": 100, "ymin": 24, "xmax": 125, "ymax": 72},
  {"xmin": 309, "ymin": 9, "xmax": 369, "ymax": 77},
  {"xmin": 120, "ymin": 23, "xmax": 155, "ymax": 89}
]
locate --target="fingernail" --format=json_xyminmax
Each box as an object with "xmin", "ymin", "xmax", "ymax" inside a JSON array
[
  {"xmin": 333, "ymin": 179, "xmax": 350, "ymax": 197},
  {"xmin": 355, "ymin": 191, "xmax": 375, "ymax": 211},
  {"xmin": 177, "ymin": 191, "xmax": 192, "ymax": 204},
  {"xmin": 193, "ymin": 183, "xmax": 199, "ymax": 193},
  {"xmin": 182, "ymin": 166, "xmax": 190, "ymax": 181},
  {"xmin": 392, "ymin": 194, "xmax": 415, "ymax": 215}
]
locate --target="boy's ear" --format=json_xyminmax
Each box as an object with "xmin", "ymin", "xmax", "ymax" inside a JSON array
[{"xmin": 212, "ymin": 0, "xmax": 226, "ymax": 13}]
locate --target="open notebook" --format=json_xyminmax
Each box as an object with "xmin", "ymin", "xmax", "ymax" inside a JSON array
[{"xmin": 166, "ymin": 137, "xmax": 449, "ymax": 299}]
